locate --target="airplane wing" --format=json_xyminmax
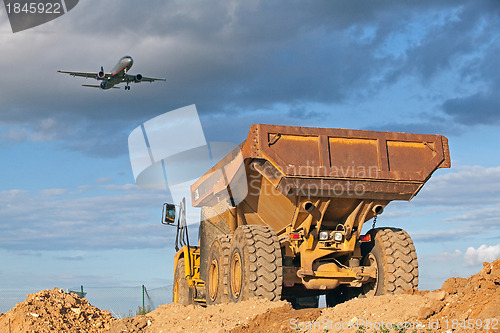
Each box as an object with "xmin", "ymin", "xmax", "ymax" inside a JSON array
[
  {"xmin": 57, "ymin": 70, "xmax": 110, "ymax": 79},
  {"xmin": 82, "ymin": 84, "xmax": 120, "ymax": 89},
  {"xmin": 125, "ymin": 74, "xmax": 166, "ymax": 83}
]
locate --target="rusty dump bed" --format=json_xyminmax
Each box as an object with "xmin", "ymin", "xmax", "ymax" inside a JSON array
[{"xmin": 191, "ymin": 124, "xmax": 450, "ymax": 236}]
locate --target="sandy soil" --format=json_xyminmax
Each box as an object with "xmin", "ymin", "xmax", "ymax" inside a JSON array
[{"xmin": 1, "ymin": 258, "xmax": 499, "ymax": 333}]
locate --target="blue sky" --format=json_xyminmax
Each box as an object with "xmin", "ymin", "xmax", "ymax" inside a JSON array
[{"xmin": 1, "ymin": 0, "xmax": 500, "ymax": 306}]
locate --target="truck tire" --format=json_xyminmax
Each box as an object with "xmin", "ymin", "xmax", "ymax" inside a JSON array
[
  {"xmin": 173, "ymin": 257, "xmax": 194, "ymax": 305},
  {"xmin": 229, "ymin": 225, "xmax": 282, "ymax": 302},
  {"xmin": 361, "ymin": 227, "xmax": 419, "ymax": 296},
  {"xmin": 206, "ymin": 235, "xmax": 232, "ymax": 305}
]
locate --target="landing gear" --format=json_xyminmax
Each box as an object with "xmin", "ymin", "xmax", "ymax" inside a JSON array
[{"xmin": 125, "ymin": 85, "xmax": 131, "ymax": 90}]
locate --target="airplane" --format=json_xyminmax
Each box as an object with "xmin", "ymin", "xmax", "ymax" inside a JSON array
[{"xmin": 57, "ymin": 56, "xmax": 166, "ymax": 90}]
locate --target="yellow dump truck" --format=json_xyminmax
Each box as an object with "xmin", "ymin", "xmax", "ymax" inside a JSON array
[{"xmin": 164, "ymin": 124, "xmax": 451, "ymax": 307}]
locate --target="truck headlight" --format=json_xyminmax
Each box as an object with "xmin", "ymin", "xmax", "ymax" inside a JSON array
[
  {"xmin": 333, "ymin": 232, "xmax": 343, "ymax": 242},
  {"xmin": 318, "ymin": 231, "xmax": 329, "ymax": 241}
]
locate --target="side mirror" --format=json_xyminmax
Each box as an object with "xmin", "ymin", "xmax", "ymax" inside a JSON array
[{"xmin": 162, "ymin": 203, "xmax": 176, "ymax": 224}]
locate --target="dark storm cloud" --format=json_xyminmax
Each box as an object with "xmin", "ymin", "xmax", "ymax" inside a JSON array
[
  {"xmin": 443, "ymin": 93, "xmax": 500, "ymax": 125},
  {"xmin": 367, "ymin": 117, "xmax": 463, "ymax": 137},
  {"xmin": 426, "ymin": 2, "xmax": 500, "ymax": 126},
  {"xmin": 1, "ymin": 0, "xmax": 499, "ymax": 156},
  {"xmin": 67, "ymin": 0, "xmax": 463, "ymax": 39},
  {"xmin": 441, "ymin": 37, "xmax": 500, "ymax": 125}
]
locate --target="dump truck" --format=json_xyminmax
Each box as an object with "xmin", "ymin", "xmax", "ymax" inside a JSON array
[{"xmin": 163, "ymin": 124, "xmax": 451, "ymax": 307}]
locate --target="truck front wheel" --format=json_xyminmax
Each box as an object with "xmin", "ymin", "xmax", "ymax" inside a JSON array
[
  {"xmin": 173, "ymin": 257, "xmax": 194, "ymax": 305},
  {"xmin": 206, "ymin": 235, "xmax": 231, "ymax": 305},
  {"xmin": 228, "ymin": 225, "xmax": 282, "ymax": 302},
  {"xmin": 361, "ymin": 227, "xmax": 419, "ymax": 296}
]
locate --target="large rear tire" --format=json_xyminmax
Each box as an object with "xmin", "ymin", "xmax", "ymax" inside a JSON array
[
  {"xmin": 206, "ymin": 235, "xmax": 232, "ymax": 305},
  {"xmin": 173, "ymin": 257, "xmax": 194, "ymax": 305},
  {"xmin": 229, "ymin": 225, "xmax": 282, "ymax": 302},
  {"xmin": 361, "ymin": 227, "xmax": 419, "ymax": 296}
]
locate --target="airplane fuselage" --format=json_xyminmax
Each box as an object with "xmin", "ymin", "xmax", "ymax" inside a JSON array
[{"xmin": 101, "ymin": 56, "xmax": 134, "ymax": 89}]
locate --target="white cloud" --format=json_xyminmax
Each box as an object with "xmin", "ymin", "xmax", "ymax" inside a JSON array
[
  {"xmin": 96, "ymin": 177, "xmax": 112, "ymax": 184},
  {"xmin": 432, "ymin": 249, "xmax": 463, "ymax": 262},
  {"xmin": 355, "ymin": 165, "xmax": 500, "ymax": 265},
  {"xmin": 415, "ymin": 165, "xmax": 500, "ymax": 206},
  {"xmin": 388, "ymin": 166, "xmax": 500, "ymax": 240},
  {"xmin": 39, "ymin": 188, "xmax": 69, "ymax": 196},
  {"xmin": 0, "ymin": 185, "xmax": 173, "ymax": 251},
  {"xmin": 464, "ymin": 244, "xmax": 500, "ymax": 267},
  {"xmin": 411, "ymin": 228, "xmax": 475, "ymax": 242}
]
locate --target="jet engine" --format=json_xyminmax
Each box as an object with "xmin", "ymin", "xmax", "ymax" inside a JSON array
[
  {"xmin": 134, "ymin": 74, "xmax": 143, "ymax": 83},
  {"xmin": 96, "ymin": 65, "xmax": 106, "ymax": 79},
  {"xmin": 100, "ymin": 81, "xmax": 107, "ymax": 89}
]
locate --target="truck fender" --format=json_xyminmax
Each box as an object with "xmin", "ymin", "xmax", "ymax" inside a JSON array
[{"xmin": 173, "ymin": 246, "xmax": 191, "ymax": 279}]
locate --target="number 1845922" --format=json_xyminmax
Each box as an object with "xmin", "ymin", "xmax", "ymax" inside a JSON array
[{"xmin": 5, "ymin": 2, "xmax": 62, "ymax": 14}]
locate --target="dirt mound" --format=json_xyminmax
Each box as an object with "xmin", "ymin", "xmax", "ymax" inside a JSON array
[
  {"xmin": 107, "ymin": 298, "xmax": 290, "ymax": 333},
  {"xmin": 432, "ymin": 259, "xmax": 500, "ymax": 331},
  {"xmin": 269, "ymin": 258, "xmax": 500, "ymax": 333},
  {"xmin": 230, "ymin": 306, "xmax": 322, "ymax": 333},
  {"xmin": 2, "ymin": 259, "xmax": 499, "ymax": 332},
  {"xmin": 0, "ymin": 288, "xmax": 115, "ymax": 333},
  {"xmin": 230, "ymin": 258, "xmax": 500, "ymax": 333}
]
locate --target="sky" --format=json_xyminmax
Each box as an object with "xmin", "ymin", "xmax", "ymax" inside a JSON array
[{"xmin": 1, "ymin": 0, "xmax": 500, "ymax": 310}]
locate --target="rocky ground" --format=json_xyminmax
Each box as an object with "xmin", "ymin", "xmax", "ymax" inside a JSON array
[
  {"xmin": 1, "ymin": 258, "xmax": 499, "ymax": 333},
  {"xmin": 0, "ymin": 288, "xmax": 114, "ymax": 332}
]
